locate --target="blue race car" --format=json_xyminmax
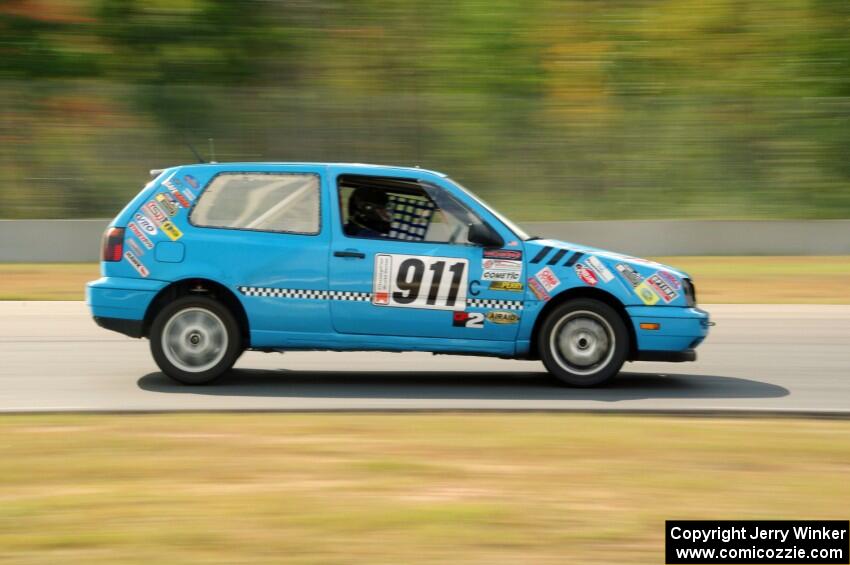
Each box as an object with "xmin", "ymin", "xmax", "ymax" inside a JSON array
[{"xmin": 87, "ymin": 163, "xmax": 710, "ymax": 386}]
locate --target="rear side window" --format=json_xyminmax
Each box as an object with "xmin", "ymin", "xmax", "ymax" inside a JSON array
[{"xmin": 190, "ymin": 173, "xmax": 320, "ymax": 234}]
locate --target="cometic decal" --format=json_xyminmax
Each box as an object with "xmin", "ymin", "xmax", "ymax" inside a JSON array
[{"xmin": 481, "ymin": 258, "xmax": 522, "ymax": 282}]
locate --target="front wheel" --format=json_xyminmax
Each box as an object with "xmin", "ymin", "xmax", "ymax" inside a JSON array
[
  {"xmin": 538, "ymin": 298, "xmax": 629, "ymax": 387},
  {"xmin": 149, "ymin": 296, "xmax": 243, "ymax": 385}
]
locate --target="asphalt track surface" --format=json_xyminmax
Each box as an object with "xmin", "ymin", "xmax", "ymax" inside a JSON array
[{"xmin": 1, "ymin": 302, "xmax": 848, "ymax": 414}]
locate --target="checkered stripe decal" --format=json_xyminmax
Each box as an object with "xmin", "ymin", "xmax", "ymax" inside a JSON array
[
  {"xmin": 239, "ymin": 287, "xmax": 524, "ymax": 310},
  {"xmin": 467, "ymin": 298, "xmax": 523, "ymax": 310},
  {"xmin": 238, "ymin": 286, "xmax": 370, "ymax": 301}
]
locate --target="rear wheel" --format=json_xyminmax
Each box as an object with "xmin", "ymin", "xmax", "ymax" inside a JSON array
[
  {"xmin": 150, "ymin": 296, "xmax": 243, "ymax": 385},
  {"xmin": 538, "ymin": 298, "xmax": 628, "ymax": 387}
]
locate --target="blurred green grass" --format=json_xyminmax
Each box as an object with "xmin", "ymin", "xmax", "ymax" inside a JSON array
[
  {"xmin": 0, "ymin": 413, "xmax": 847, "ymax": 563},
  {"xmin": 2, "ymin": 257, "xmax": 849, "ymax": 303},
  {"xmin": 2, "ymin": 0, "xmax": 850, "ymax": 220}
]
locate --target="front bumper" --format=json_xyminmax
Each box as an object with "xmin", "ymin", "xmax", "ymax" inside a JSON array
[{"xmin": 627, "ymin": 306, "xmax": 711, "ymax": 360}]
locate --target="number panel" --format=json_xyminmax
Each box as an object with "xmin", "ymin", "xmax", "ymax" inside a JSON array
[{"xmin": 373, "ymin": 254, "xmax": 468, "ymax": 311}]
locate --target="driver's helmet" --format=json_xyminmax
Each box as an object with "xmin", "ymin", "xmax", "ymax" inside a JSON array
[{"xmin": 348, "ymin": 187, "xmax": 392, "ymax": 234}]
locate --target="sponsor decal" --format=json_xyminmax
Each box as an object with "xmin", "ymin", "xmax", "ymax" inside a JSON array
[
  {"xmin": 483, "ymin": 249, "xmax": 522, "ymax": 261},
  {"xmin": 373, "ymin": 254, "xmax": 468, "ymax": 310},
  {"xmin": 163, "ymin": 180, "xmax": 191, "ymax": 208},
  {"xmin": 535, "ymin": 266, "xmax": 561, "ymax": 292},
  {"xmin": 145, "ymin": 201, "xmax": 167, "ymax": 225},
  {"xmin": 482, "ymin": 270, "xmax": 521, "ymax": 282},
  {"xmin": 160, "ymin": 220, "xmax": 183, "ymax": 241},
  {"xmin": 482, "ymin": 258, "xmax": 522, "ymax": 272},
  {"xmin": 527, "ymin": 277, "xmax": 550, "ymax": 301},
  {"xmin": 657, "ymin": 270, "xmax": 681, "ymax": 290},
  {"xmin": 127, "ymin": 238, "xmax": 145, "ymax": 256},
  {"xmin": 128, "ymin": 222, "xmax": 154, "ymax": 249},
  {"xmin": 134, "ymin": 213, "xmax": 158, "ymax": 235},
  {"xmin": 586, "ymin": 255, "xmax": 614, "ymax": 283},
  {"xmin": 468, "ymin": 280, "xmax": 481, "ymax": 296},
  {"xmin": 489, "ymin": 281, "xmax": 524, "ymax": 292},
  {"xmin": 486, "ymin": 311, "xmax": 519, "ymax": 324},
  {"xmin": 635, "ymin": 281, "xmax": 660, "ymax": 305},
  {"xmin": 575, "ymin": 263, "xmax": 599, "ymax": 286},
  {"xmin": 615, "ymin": 263, "xmax": 643, "ymax": 287},
  {"xmin": 646, "ymin": 274, "xmax": 678, "ymax": 302},
  {"xmin": 156, "ymin": 192, "xmax": 178, "ymax": 216},
  {"xmin": 453, "ymin": 311, "xmax": 484, "ymax": 328},
  {"xmin": 507, "ymin": 240, "xmax": 519, "ymax": 247},
  {"xmin": 373, "ymin": 254, "xmax": 392, "ymax": 305},
  {"xmin": 183, "ymin": 174, "xmax": 199, "ymax": 188},
  {"xmin": 124, "ymin": 250, "xmax": 149, "ymax": 277},
  {"xmin": 182, "ymin": 188, "xmax": 196, "ymax": 202}
]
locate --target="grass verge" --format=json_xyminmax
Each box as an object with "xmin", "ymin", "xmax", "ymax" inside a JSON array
[
  {"xmin": 1, "ymin": 257, "xmax": 849, "ymax": 302},
  {"xmin": 0, "ymin": 413, "xmax": 847, "ymax": 564}
]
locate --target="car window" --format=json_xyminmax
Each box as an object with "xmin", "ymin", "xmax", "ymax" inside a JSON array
[
  {"xmin": 191, "ymin": 172, "xmax": 320, "ymax": 234},
  {"xmin": 338, "ymin": 174, "xmax": 483, "ymax": 245}
]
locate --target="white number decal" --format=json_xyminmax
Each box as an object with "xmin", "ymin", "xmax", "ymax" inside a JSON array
[{"xmin": 373, "ymin": 254, "xmax": 468, "ymax": 310}]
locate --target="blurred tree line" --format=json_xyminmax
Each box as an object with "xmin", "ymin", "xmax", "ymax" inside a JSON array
[{"xmin": 1, "ymin": 0, "xmax": 849, "ymax": 220}]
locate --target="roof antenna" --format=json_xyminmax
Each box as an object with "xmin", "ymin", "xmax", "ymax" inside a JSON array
[
  {"xmin": 208, "ymin": 138, "xmax": 217, "ymax": 163},
  {"xmin": 184, "ymin": 139, "xmax": 206, "ymax": 163}
]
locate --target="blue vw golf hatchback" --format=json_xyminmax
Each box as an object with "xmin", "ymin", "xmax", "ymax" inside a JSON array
[{"xmin": 87, "ymin": 163, "xmax": 710, "ymax": 386}]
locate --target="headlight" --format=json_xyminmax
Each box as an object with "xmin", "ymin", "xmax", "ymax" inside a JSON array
[{"xmin": 682, "ymin": 278, "xmax": 697, "ymax": 307}]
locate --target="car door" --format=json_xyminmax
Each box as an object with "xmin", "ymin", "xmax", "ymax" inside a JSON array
[{"xmin": 328, "ymin": 168, "xmax": 524, "ymax": 341}]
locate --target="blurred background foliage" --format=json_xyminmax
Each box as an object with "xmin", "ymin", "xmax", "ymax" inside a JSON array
[{"xmin": 1, "ymin": 0, "xmax": 849, "ymax": 220}]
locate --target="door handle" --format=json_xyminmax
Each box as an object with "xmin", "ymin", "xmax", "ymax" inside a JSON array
[{"xmin": 334, "ymin": 250, "xmax": 366, "ymax": 259}]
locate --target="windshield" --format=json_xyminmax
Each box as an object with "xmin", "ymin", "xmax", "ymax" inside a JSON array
[{"xmin": 445, "ymin": 178, "xmax": 531, "ymax": 241}]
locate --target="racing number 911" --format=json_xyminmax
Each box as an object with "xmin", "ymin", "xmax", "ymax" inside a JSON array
[{"xmin": 373, "ymin": 254, "xmax": 467, "ymax": 310}]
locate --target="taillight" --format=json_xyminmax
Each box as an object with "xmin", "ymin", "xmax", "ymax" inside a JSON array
[
  {"xmin": 101, "ymin": 227, "xmax": 125, "ymax": 262},
  {"xmin": 683, "ymin": 278, "xmax": 697, "ymax": 307}
]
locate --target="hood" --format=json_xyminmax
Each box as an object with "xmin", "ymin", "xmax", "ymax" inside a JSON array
[{"xmin": 524, "ymin": 238, "xmax": 693, "ymax": 307}]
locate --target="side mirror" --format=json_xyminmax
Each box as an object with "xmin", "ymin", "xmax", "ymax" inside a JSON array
[{"xmin": 467, "ymin": 222, "xmax": 504, "ymax": 248}]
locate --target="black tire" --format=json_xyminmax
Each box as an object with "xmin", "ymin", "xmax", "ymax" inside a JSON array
[
  {"xmin": 149, "ymin": 295, "xmax": 243, "ymax": 385},
  {"xmin": 538, "ymin": 298, "xmax": 629, "ymax": 387}
]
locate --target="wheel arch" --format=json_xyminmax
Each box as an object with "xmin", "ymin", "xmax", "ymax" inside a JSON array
[
  {"xmin": 142, "ymin": 278, "xmax": 250, "ymax": 346},
  {"xmin": 527, "ymin": 286, "xmax": 636, "ymax": 361}
]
